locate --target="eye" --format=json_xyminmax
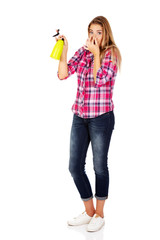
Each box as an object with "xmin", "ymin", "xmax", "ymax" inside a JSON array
[
  {"xmin": 89, "ymin": 32, "xmax": 93, "ymax": 34},
  {"xmin": 98, "ymin": 32, "xmax": 102, "ymax": 35}
]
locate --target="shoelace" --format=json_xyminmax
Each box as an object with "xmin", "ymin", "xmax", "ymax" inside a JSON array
[
  {"xmin": 89, "ymin": 214, "xmax": 101, "ymax": 224},
  {"xmin": 74, "ymin": 211, "xmax": 86, "ymax": 219}
]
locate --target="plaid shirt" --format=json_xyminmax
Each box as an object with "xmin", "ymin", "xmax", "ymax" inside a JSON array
[{"xmin": 57, "ymin": 46, "xmax": 118, "ymax": 118}]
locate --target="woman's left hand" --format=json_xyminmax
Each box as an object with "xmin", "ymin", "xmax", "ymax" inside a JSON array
[{"xmin": 84, "ymin": 36, "xmax": 100, "ymax": 56}]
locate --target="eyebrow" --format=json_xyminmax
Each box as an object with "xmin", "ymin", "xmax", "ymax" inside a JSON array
[{"xmin": 89, "ymin": 29, "xmax": 102, "ymax": 32}]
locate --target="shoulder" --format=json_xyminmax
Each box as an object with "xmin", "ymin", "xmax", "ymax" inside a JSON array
[
  {"xmin": 103, "ymin": 49, "xmax": 112, "ymax": 58},
  {"xmin": 70, "ymin": 46, "xmax": 88, "ymax": 63},
  {"xmin": 74, "ymin": 46, "xmax": 86, "ymax": 56},
  {"xmin": 101, "ymin": 49, "xmax": 112, "ymax": 64},
  {"xmin": 104, "ymin": 49, "xmax": 118, "ymax": 66},
  {"xmin": 102, "ymin": 49, "xmax": 118, "ymax": 72}
]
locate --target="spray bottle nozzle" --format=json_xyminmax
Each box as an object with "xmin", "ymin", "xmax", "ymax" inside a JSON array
[{"xmin": 52, "ymin": 29, "xmax": 60, "ymax": 37}]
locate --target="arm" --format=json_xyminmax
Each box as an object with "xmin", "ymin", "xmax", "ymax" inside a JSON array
[
  {"xmin": 56, "ymin": 35, "xmax": 69, "ymax": 80},
  {"xmin": 57, "ymin": 46, "xmax": 85, "ymax": 80},
  {"xmin": 84, "ymin": 36, "xmax": 101, "ymax": 83},
  {"xmin": 58, "ymin": 48, "xmax": 68, "ymax": 80},
  {"xmin": 93, "ymin": 53, "xmax": 101, "ymax": 83},
  {"xmin": 84, "ymin": 37, "xmax": 117, "ymax": 88},
  {"xmin": 94, "ymin": 50, "xmax": 118, "ymax": 88}
]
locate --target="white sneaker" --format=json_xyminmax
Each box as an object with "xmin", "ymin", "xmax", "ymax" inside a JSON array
[
  {"xmin": 67, "ymin": 211, "xmax": 92, "ymax": 226},
  {"xmin": 87, "ymin": 214, "xmax": 105, "ymax": 232}
]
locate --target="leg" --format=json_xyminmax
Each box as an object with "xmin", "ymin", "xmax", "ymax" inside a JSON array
[
  {"xmin": 89, "ymin": 111, "xmax": 115, "ymax": 215},
  {"xmin": 69, "ymin": 114, "xmax": 93, "ymax": 201},
  {"xmin": 83, "ymin": 199, "xmax": 95, "ymax": 217},
  {"xmin": 95, "ymin": 199, "xmax": 105, "ymax": 218}
]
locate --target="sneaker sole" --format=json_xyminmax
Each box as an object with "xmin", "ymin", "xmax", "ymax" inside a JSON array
[
  {"xmin": 67, "ymin": 220, "xmax": 91, "ymax": 226},
  {"xmin": 87, "ymin": 221, "xmax": 105, "ymax": 232}
]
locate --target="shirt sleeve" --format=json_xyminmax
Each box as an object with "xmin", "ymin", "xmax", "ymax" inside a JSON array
[
  {"xmin": 94, "ymin": 50, "xmax": 118, "ymax": 88},
  {"xmin": 57, "ymin": 46, "xmax": 85, "ymax": 80}
]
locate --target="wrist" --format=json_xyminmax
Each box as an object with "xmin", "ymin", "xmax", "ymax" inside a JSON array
[
  {"xmin": 93, "ymin": 51, "xmax": 100, "ymax": 58},
  {"xmin": 60, "ymin": 53, "xmax": 67, "ymax": 62},
  {"xmin": 62, "ymin": 47, "xmax": 68, "ymax": 54}
]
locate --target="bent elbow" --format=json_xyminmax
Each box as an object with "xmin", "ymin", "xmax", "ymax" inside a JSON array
[
  {"xmin": 57, "ymin": 71, "xmax": 68, "ymax": 80},
  {"xmin": 59, "ymin": 73, "xmax": 68, "ymax": 80}
]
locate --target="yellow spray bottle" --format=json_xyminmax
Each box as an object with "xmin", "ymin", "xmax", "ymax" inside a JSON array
[{"xmin": 50, "ymin": 29, "xmax": 64, "ymax": 60}]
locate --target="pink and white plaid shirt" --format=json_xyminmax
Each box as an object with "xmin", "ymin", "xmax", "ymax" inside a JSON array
[{"xmin": 57, "ymin": 46, "xmax": 118, "ymax": 118}]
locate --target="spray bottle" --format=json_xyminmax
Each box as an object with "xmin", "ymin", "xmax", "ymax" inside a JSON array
[{"xmin": 50, "ymin": 29, "xmax": 64, "ymax": 60}]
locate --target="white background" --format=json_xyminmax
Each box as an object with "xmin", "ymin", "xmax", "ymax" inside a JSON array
[{"xmin": 0, "ymin": 0, "xmax": 160, "ymax": 239}]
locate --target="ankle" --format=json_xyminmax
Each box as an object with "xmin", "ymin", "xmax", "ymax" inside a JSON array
[
  {"xmin": 95, "ymin": 211, "xmax": 104, "ymax": 218},
  {"xmin": 86, "ymin": 209, "xmax": 96, "ymax": 217}
]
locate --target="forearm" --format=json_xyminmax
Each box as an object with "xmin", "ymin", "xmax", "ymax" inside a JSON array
[
  {"xmin": 58, "ymin": 49, "xmax": 68, "ymax": 79},
  {"xmin": 93, "ymin": 54, "xmax": 101, "ymax": 83}
]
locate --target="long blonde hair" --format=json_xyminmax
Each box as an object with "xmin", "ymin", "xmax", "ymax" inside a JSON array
[{"xmin": 88, "ymin": 16, "xmax": 122, "ymax": 71}]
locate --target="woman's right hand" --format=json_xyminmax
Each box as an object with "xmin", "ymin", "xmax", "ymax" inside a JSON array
[{"xmin": 55, "ymin": 35, "xmax": 68, "ymax": 51}]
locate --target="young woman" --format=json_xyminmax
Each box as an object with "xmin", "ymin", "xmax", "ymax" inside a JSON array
[{"xmin": 57, "ymin": 16, "xmax": 122, "ymax": 232}]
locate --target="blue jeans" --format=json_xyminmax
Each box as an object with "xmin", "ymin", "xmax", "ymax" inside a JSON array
[{"xmin": 69, "ymin": 111, "xmax": 115, "ymax": 201}]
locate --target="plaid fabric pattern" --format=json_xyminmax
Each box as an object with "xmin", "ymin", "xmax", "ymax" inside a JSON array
[{"xmin": 57, "ymin": 46, "xmax": 118, "ymax": 118}]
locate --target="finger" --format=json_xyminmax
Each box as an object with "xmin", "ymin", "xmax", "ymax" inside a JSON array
[
  {"xmin": 91, "ymin": 37, "xmax": 94, "ymax": 43},
  {"xmin": 86, "ymin": 38, "xmax": 90, "ymax": 42},
  {"xmin": 94, "ymin": 38, "xmax": 98, "ymax": 45},
  {"xmin": 91, "ymin": 37, "xmax": 94, "ymax": 44},
  {"xmin": 83, "ymin": 45, "xmax": 88, "ymax": 50},
  {"xmin": 86, "ymin": 39, "xmax": 89, "ymax": 45}
]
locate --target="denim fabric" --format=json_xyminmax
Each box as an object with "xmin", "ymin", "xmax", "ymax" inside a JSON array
[{"xmin": 69, "ymin": 111, "xmax": 115, "ymax": 201}]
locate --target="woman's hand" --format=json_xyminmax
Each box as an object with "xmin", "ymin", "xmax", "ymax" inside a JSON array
[
  {"xmin": 55, "ymin": 34, "xmax": 68, "ymax": 52},
  {"xmin": 84, "ymin": 36, "xmax": 100, "ymax": 56}
]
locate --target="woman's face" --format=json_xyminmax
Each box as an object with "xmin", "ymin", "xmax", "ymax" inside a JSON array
[{"xmin": 88, "ymin": 24, "xmax": 103, "ymax": 47}]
